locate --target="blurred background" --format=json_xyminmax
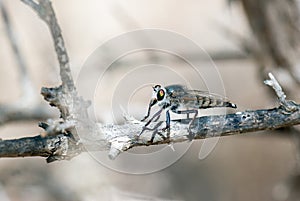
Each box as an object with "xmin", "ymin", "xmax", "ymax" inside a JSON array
[{"xmin": 1, "ymin": 0, "xmax": 300, "ymax": 200}]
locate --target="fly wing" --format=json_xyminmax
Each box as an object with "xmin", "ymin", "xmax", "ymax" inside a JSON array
[
  {"xmin": 170, "ymin": 89, "xmax": 236, "ymax": 109},
  {"xmin": 189, "ymin": 90, "xmax": 229, "ymax": 101},
  {"xmin": 165, "ymin": 85, "xmax": 236, "ymax": 109}
]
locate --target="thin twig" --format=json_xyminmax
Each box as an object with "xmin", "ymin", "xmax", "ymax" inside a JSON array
[
  {"xmin": 0, "ymin": 1, "xmax": 30, "ymax": 89},
  {"xmin": 0, "ymin": 0, "xmax": 37, "ymax": 103},
  {"xmin": 0, "ymin": 104, "xmax": 55, "ymax": 125},
  {"xmin": 0, "ymin": 0, "xmax": 54, "ymax": 124},
  {"xmin": 240, "ymin": 0, "xmax": 300, "ymax": 86},
  {"xmin": 264, "ymin": 72, "xmax": 298, "ymax": 112}
]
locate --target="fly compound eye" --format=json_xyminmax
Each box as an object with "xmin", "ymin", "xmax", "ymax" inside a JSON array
[{"xmin": 157, "ymin": 89, "xmax": 165, "ymax": 101}]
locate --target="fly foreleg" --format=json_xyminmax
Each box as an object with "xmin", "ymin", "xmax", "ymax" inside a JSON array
[
  {"xmin": 141, "ymin": 104, "xmax": 152, "ymax": 122},
  {"xmin": 144, "ymin": 107, "xmax": 164, "ymax": 127},
  {"xmin": 139, "ymin": 107, "xmax": 164, "ymax": 137},
  {"xmin": 141, "ymin": 98, "xmax": 158, "ymax": 121}
]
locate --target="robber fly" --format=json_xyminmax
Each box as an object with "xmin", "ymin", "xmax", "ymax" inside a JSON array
[{"xmin": 140, "ymin": 84, "xmax": 237, "ymax": 138}]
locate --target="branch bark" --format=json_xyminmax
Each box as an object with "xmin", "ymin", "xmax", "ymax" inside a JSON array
[{"xmin": 0, "ymin": 134, "xmax": 82, "ymax": 163}]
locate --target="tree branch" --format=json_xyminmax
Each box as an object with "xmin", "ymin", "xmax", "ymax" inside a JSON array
[{"xmin": 1, "ymin": 73, "xmax": 300, "ymax": 161}]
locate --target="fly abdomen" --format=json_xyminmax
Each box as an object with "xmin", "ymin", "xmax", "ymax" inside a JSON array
[{"xmin": 197, "ymin": 96, "xmax": 237, "ymax": 109}]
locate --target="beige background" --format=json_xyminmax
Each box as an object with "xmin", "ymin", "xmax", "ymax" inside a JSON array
[{"xmin": 0, "ymin": 0, "xmax": 296, "ymax": 201}]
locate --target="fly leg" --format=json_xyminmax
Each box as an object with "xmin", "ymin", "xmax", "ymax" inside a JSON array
[
  {"xmin": 161, "ymin": 110, "xmax": 171, "ymax": 139},
  {"xmin": 141, "ymin": 103, "xmax": 152, "ymax": 122},
  {"xmin": 139, "ymin": 107, "xmax": 164, "ymax": 137},
  {"xmin": 188, "ymin": 110, "xmax": 198, "ymax": 140},
  {"xmin": 186, "ymin": 107, "xmax": 190, "ymax": 119},
  {"xmin": 144, "ymin": 107, "xmax": 164, "ymax": 127},
  {"xmin": 172, "ymin": 109, "xmax": 198, "ymax": 140},
  {"xmin": 162, "ymin": 110, "xmax": 170, "ymax": 131},
  {"xmin": 141, "ymin": 98, "xmax": 158, "ymax": 121}
]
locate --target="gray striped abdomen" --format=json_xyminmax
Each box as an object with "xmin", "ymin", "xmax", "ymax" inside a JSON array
[
  {"xmin": 197, "ymin": 95, "xmax": 236, "ymax": 109},
  {"xmin": 177, "ymin": 95, "xmax": 237, "ymax": 109}
]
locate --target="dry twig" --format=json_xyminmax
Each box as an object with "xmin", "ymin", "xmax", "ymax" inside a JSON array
[{"xmin": 0, "ymin": 0, "xmax": 54, "ymax": 124}]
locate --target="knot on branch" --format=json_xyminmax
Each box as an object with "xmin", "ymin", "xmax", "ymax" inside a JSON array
[
  {"xmin": 279, "ymin": 100, "xmax": 299, "ymax": 114},
  {"xmin": 41, "ymin": 85, "xmax": 63, "ymax": 106},
  {"xmin": 46, "ymin": 134, "xmax": 82, "ymax": 163}
]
